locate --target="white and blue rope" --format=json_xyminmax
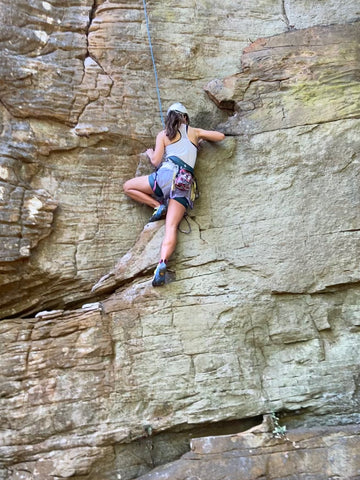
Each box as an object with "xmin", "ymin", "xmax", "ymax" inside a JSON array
[{"xmin": 142, "ymin": 0, "xmax": 165, "ymax": 127}]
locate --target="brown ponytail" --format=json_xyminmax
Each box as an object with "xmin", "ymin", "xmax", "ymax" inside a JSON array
[{"xmin": 165, "ymin": 110, "xmax": 190, "ymax": 140}]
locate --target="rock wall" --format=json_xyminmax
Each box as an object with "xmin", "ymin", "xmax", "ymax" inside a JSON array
[
  {"xmin": 135, "ymin": 421, "xmax": 360, "ymax": 480},
  {"xmin": 1, "ymin": 0, "xmax": 360, "ymax": 479}
]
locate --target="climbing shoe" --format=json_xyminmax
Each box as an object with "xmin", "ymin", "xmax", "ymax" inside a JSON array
[
  {"xmin": 149, "ymin": 204, "xmax": 167, "ymax": 222},
  {"xmin": 152, "ymin": 261, "xmax": 167, "ymax": 287}
]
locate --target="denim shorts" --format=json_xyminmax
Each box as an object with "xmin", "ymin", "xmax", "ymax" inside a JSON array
[{"xmin": 148, "ymin": 157, "xmax": 194, "ymax": 208}]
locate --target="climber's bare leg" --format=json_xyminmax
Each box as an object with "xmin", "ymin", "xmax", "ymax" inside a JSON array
[
  {"xmin": 123, "ymin": 176, "xmax": 160, "ymax": 209},
  {"xmin": 159, "ymin": 199, "xmax": 186, "ymax": 261}
]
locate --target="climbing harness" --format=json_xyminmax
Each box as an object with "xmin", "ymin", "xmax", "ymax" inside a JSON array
[{"xmin": 142, "ymin": 0, "xmax": 165, "ymax": 127}]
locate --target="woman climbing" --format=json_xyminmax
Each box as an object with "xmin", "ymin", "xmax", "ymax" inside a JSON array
[{"xmin": 123, "ymin": 102, "xmax": 225, "ymax": 286}]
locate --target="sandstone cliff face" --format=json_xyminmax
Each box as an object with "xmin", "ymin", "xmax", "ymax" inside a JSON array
[{"xmin": 1, "ymin": 0, "xmax": 360, "ymax": 479}]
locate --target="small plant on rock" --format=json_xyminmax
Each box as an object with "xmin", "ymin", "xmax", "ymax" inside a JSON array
[
  {"xmin": 270, "ymin": 412, "xmax": 287, "ymax": 439},
  {"xmin": 270, "ymin": 412, "xmax": 299, "ymax": 448}
]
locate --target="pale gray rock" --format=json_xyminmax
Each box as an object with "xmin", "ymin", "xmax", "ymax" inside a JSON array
[
  {"xmin": 283, "ymin": 0, "xmax": 360, "ymax": 29},
  {"xmin": 0, "ymin": 181, "xmax": 57, "ymax": 265}
]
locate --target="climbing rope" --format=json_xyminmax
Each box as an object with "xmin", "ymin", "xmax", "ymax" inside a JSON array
[
  {"xmin": 142, "ymin": 0, "xmax": 165, "ymax": 127},
  {"xmin": 142, "ymin": 1, "xmax": 192, "ymax": 235},
  {"xmin": 178, "ymin": 213, "xmax": 192, "ymax": 234}
]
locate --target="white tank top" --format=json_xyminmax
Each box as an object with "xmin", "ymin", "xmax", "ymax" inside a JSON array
[{"xmin": 165, "ymin": 124, "xmax": 198, "ymax": 169}]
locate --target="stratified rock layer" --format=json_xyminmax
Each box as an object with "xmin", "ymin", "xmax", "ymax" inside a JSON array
[
  {"xmin": 205, "ymin": 23, "xmax": 360, "ymax": 135},
  {"xmin": 136, "ymin": 422, "xmax": 360, "ymax": 480},
  {"xmin": 1, "ymin": 0, "xmax": 360, "ymax": 479}
]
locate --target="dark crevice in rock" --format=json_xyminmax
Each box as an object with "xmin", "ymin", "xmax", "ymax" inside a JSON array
[
  {"xmin": 58, "ymin": 268, "xmax": 156, "ymax": 314},
  {"xmin": 94, "ymin": 268, "xmax": 153, "ymax": 293},
  {"xmin": 281, "ymin": 0, "xmax": 293, "ymax": 30},
  {"xmin": 236, "ymin": 115, "xmax": 360, "ymax": 137},
  {"xmin": 85, "ymin": 0, "xmax": 112, "ymax": 82},
  {"xmin": 86, "ymin": 0, "xmax": 98, "ymax": 54},
  {"xmin": 204, "ymin": 91, "xmax": 236, "ymax": 114},
  {"xmin": 72, "ymin": 0, "xmax": 114, "ymax": 132},
  {"xmin": 271, "ymin": 282, "xmax": 360, "ymax": 296},
  {"xmin": 280, "ymin": 407, "xmax": 360, "ymax": 430},
  {"xmin": 0, "ymin": 99, "xmax": 15, "ymax": 118},
  {"xmin": 313, "ymin": 280, "xmax": 360, "ymax": 294},
  {"xmin": 1, "ymin": 277, "xmax": 79, "ymax": 320},
  {"xmin": 114, "ymin": 416, "xmax": 264, "ymax": 480},
  {"xmin": 214, "ymin": 99, "xmax": 236, "ymax": 114}
]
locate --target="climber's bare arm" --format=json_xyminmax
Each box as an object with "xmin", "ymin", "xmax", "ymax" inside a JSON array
[
  {"xmin": 146, "ymin": 131, "xmax": 166, "ymax": 167},
  {"xmin": 194, "ymin": 128, "xmax": 225, "ymax": 143}
]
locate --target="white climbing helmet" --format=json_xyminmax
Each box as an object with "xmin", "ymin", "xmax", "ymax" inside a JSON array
[{"xmin": 167, "ymin": 102, "xmax": 189, "ymax": 116}]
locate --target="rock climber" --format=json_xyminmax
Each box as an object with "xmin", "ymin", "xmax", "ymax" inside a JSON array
[{"xmin": 123, "ymin": 102, "xmax": 225, "ymax": 286}]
